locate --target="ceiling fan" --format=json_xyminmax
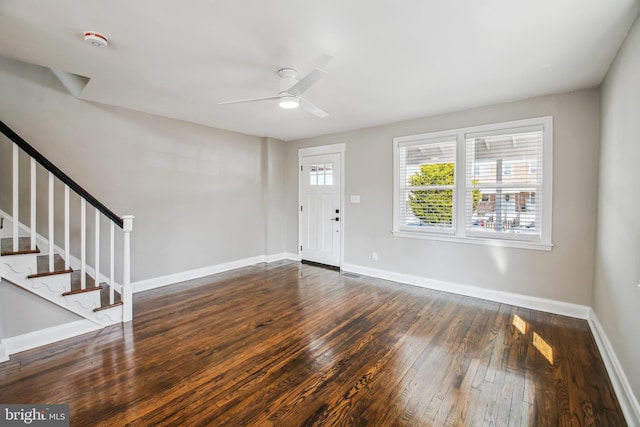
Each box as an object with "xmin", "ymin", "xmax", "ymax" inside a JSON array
[{"xmin": 219, "ymin": 66, "xmax": 329, "ymax": 118}]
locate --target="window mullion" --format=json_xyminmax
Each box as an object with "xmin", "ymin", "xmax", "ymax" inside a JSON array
[{"xmin": 455, "ymin": 132, "xmax": 466, "ymax": 237}]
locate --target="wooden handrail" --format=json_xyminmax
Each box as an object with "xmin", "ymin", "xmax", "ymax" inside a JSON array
[{"xmin": 0, "ymin": 120, "xmax": 124, "ymax": 228}]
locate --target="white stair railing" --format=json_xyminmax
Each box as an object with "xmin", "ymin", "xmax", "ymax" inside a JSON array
[{"xmin": 2, "ymin": 120, "xmax": 134, "ymax": 323}]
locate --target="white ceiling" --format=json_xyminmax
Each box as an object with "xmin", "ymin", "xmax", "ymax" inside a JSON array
[{"xmin": 1, "ymin": 1, "xmax": 638, "ymax": 141}]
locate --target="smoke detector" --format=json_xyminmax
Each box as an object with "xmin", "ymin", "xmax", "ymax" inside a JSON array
[{"xmin": 84, "ymin": 31, "xmax": 108, "ymax": 47}]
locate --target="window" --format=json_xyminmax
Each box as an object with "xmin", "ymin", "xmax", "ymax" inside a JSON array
[
  {"xmin": 393, "ymin": 117, "xmax": 552, "ymax": 250},
  {"xmin": 396, "ymin": 136, "xmax": 457, "ymax": 233},
  {"xmin": 310, "ymin": 162, "xmax": 333, "ymax": 186}
]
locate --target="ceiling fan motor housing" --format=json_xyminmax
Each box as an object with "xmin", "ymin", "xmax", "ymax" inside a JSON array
[
  {"xmin": 277, "ymin": 68, "xmax": 299, "ymax": 108},
  {"xmin": 278, "ymin": 68, "xmax": 298, "ymax": 93}
]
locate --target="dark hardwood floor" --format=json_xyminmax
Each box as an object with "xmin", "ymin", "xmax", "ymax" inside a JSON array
[{"xmin": 0, "ymin": 261, "xmax": 625, "ymax": 426}]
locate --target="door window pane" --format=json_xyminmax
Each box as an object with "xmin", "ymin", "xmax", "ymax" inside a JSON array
[{"xmin": 309, "ymin": 162, "xmax": 334, "ymax": 186}]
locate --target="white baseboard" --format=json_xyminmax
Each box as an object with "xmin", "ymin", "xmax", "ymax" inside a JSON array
[
  {"xmin": 341, "ymin": 263, "xmax": 591, "ymax": 319},
  {"xmin": 265, "ymin": 253, "xmax": 286, "ymax": 263},
  {"xmin": 588, "ymin": 310, "xmax": 640, "ymax": 427},
  {"xmin": 285, "ymin": 252, "xmax": 302, "ymax": 261},
  {"xmin": 132, "ymin": 253, "xmax": 291, "ymax": 293},
  {"xmin": 0, "ymin": 341, "xmax": 8, "ymax": 362},
  {"xmin": 3, "ymin": 319, "xmax": 102, "ymax": 358}
]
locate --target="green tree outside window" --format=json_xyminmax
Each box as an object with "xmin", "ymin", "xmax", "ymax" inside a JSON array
[{"xmin": 408, "ymin": 163, "xmax": 480, "ymax": 225}]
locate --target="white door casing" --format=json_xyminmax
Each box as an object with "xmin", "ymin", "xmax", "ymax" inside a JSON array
[{"xmin": 299, "ymin": 146, "xmax": 343, "ymax": 267}]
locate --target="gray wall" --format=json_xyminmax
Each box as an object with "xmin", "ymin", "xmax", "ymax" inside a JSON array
[
  {"xmin": 595, "ymin": 15, "xmax": 640, "ymax": 402},
  {"xmin": 286, "ymin": 89, "xmax": 600, "ymax": 305},
  {"xmin": 264, "ymin": 138, "xmax": 287, "ymax": 257},
  {"xmin": 0, "ymin": 56, "xmax": 288, "ymax": 283},
  {"xmin": 0, "ymin": 280, "xmax": 80, "ymax": 338}
]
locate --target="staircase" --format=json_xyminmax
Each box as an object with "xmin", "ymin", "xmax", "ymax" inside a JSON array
[{"xmin": 0, "ymin": 120, "xmax": 134, "ymax": 338}]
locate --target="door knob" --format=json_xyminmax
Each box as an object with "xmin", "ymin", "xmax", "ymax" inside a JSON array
[{"xmin": 329, "ymin": 217, "xmax": 340, "ymax": 221}]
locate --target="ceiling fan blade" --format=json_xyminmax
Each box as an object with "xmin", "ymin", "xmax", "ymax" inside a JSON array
[
  {"xmin": 219, "ymin": 95, "xmax": 280, "ymax": 105},
  {"xmin": 300, "ymin": 97, "xmax": 329, "ymax": 118},
  {"xmin": 288, "ymin": 68, "xmax": 327, "ymax": 96},
  {"xmin": 309, "ymin": 54, "xmax": 333, "ymax": 72}
]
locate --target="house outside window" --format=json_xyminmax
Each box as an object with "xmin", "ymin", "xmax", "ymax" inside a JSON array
[{"xmin": 393, "ymin": 116, "xmax": 553, "ymax": 250}]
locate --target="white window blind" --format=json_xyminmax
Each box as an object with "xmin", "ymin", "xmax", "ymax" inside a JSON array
[
  {"xmin": 465, "ymin": 126, "xmax": 544, "ymax": 241},
  {"xmin": 393, "ymin": 117, "xmax": 553, "ymax": 250},
  {"xmin": 396, "ymin": 138, "xmax": 457, "ymax": 232}
]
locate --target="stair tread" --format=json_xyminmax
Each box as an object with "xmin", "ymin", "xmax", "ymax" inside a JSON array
[
  {"xmin": 93, "ymin": 301, "xmax": 123, "ymax": 312},
  {"xmin": 99, "ymin": 283, "xmax": 122, "ymax": 307},
  {"xmin": 62, "ymin": 286, "xmax": 103, "ymax": 297},
  {"xmin": 70, "ymin": 270, "xmax": 97, "ymax": 290},
  {"xmin": 27, "ymin": 254, "xmax": 73, "ymax": 278},
  {"xmin": 1, "ymin": 237, "xmax": 40, "ymax": 256}
]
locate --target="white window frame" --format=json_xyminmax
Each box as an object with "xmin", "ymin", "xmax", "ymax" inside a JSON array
[
  {"xmin": 394, "ymin": 133, "xmax": 458, "ymax": 235},
  {"xmin": 393, "ymin": 116, "xmax": 553, "ymax": 251}
]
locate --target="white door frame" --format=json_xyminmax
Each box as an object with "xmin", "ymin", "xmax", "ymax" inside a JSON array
[{"xmin": 298, "ymin": 143, "xmax": 346, "ymax": 267}]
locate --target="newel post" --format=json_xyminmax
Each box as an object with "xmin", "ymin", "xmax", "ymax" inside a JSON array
[{"xmin": 122, "ymin": 215, "xmax": 135, "ymax": 322}]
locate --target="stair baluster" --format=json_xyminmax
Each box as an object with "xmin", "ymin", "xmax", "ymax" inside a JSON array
[
  {"xmin": 95, "ymin": 209, "xmax": 100, "ymax": 293},
  {"xmin": 30, "ymin": 158, "xmax": 36, "ymax": 251},
  {"xmin": 109, "ymin": 222, "xmax": 115, "ymax": 305},
  {"xmin": 48, "ymin": 172, "xmax": 54, "ymax": 272},
  {"xmin": 80, "ymin": 199, "xmax": 86, "ymax": 290},
  {"xmin": 12, "ymin": 144, "xmax": 18, "ymax": 252},
  {"xmin": 64, "ymin": 185, "xmax": 70, "ymax": 270}
]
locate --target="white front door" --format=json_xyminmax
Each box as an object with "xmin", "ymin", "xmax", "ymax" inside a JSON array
[{"xmin": 300, "ymin": 152, "xmax": 341, "ymax": 267}]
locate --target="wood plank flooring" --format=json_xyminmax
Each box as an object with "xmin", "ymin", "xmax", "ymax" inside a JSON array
[{"xmin": 0, "ymin": 261, "xmax": 625, "ymax": 426}]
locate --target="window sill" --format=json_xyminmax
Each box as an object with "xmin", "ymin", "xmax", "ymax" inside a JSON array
[{"xmin": 391, "ymin": 230, "xmax": 553, "ymax": 251}]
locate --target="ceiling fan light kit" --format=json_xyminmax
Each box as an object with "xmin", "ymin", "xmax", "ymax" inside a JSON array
[{"xmin": 279, "ymin": 95, "xmax": 299, "ymax": 109}]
